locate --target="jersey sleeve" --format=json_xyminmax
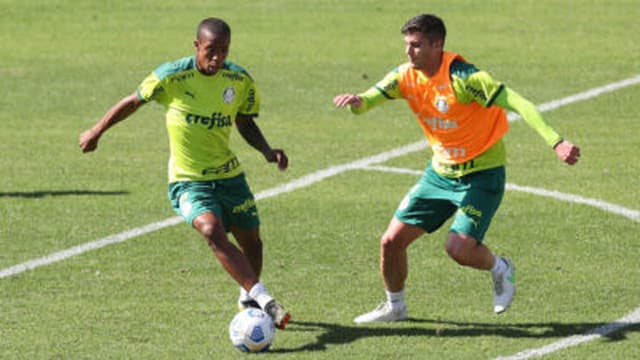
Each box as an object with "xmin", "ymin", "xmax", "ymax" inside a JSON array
[
  {"xmin": 450, "ymin": 60, "xmax": 504, "ymax": 107},
  {"xmin": 136, "ymin": 72, "xmax": 165, "ymax": 103},
  {"xmin": 351, "ymin": 68, "xmax": 403, "ymax": 114},
  {"xmin": 237, "ymin": 79, "xmax": 260, "ymax": 117},
  {"xmin": 494, "ymin": 87, "xmax": 563, "ymax": 147}
]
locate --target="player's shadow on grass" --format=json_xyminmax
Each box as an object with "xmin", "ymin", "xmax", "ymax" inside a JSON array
[
  {"xmin": 270, "ymin": 319, "xmax": 640, "ymax": 353},
  {"xmin": 0, "ymin": 190, "xmax": 129, "ymax": 198}
]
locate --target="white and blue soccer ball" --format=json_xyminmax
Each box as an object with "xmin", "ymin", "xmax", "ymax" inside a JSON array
[{"xmin": 228, "ymin": 308, "xmax": 275, "ymax": 352}]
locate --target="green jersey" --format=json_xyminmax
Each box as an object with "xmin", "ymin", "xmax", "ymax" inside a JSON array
[{"xmin": 137, "ymin": 56, "xmax": 260, "ymax": 182}]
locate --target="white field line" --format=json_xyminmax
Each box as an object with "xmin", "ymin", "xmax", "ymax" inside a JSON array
[
  {"xmin": 507, "ymin": 74, "xmax": 640, "ymax": 121},
  {"xmin": 505, "ymin": 183, "xmax": 640, "ymax": 222},
  {"xmin": 359, "ymin": 164, "xmax": 640, "ymax": 359},
  {"xmin": 494, "ymin": 308, "xmax": 640, "ymax": 360},
  {"xmin": 1, "ymin": 74, "xmax": 638, "ymax": 280},
  {"xmin": 0, "ymin": 217, "xmax": 182, "ymax": 279}
]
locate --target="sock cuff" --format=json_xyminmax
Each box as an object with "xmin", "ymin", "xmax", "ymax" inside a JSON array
[{"xmin": 249, "ymin": 282, "xmax": 274, "ymax": 309}]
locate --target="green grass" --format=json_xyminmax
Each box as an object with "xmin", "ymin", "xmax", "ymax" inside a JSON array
[{"xmin": 1, "ymin": 0, "xmax": 639, "ymax": 359}]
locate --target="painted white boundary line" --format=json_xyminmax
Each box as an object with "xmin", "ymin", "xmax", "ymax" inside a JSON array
[
  {"xmin": 0, "ymin": 217, "xmax": 182, "ymax": 279},
  {"xmin": 360, "ymin": 164, "xmax": 640, "ymax": 359},
  {"xmin": 1, "ymin": 74, "xmax": 639, "ymax": 280},
  {"xmin": 495, "ymin": 309, "xmax": 640, "ymax": 360},
  {"xmin": 507, "ymin": 74, "xmax": 640, "ymax": 122},
  {"xmin": 505, "ymin": 183, "xmax": 640, "ymax": 222}
]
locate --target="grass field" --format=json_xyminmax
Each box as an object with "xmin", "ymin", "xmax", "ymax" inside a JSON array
[{"xmin": 1, "ymin": 0, "xmax": 639, "ymax": 359}]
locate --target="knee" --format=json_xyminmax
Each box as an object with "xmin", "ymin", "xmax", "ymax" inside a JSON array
[
  {"xmin": 198, "ymin": 223, "xmax": 227, "ymax": 250},
  {"xmin": 380, "ymin": 232, "xmax": 404, "ymax": 254},
  {"xmin": 198, "ymin": 222, "xmax": 216, "ymax": 240},
  {"xmin": 445, "ymin": 235, "xmax": 474, "ymax": 265},
  {"xmin": 445, "ymin": 242, "xmax": 465, "ymax": 265}
]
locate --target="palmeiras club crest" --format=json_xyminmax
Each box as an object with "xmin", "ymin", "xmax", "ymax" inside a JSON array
[
  {"xmin": 435, "ymin": 95, "xmax": 449, "ymax": 113},
  {"xmin": 223, "ymin": 87, "xmax": 236, "ymax": 104}
]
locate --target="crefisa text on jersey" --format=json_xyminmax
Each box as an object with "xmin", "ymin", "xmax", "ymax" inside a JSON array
[{"xmin": 185, "ymin": 112, "xmax": 232, "ymax": 129}]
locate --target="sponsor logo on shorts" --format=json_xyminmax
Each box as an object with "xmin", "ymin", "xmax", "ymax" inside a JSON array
[
  {"xmin": 233, "ymin": 198, "xmax": 256, "ymax": 214},
  {"xmin": 459, "ymin": 204, "xmax": 483, "ymax": 218},
  {"xmin": 458, "ymin": 205, "xmax": 482, "ymax": 228}
]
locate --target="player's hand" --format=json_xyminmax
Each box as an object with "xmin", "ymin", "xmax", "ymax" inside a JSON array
[
  {"xmin": 79, "ymin": 129, "xmax": 98, "ymax": 153},
  {"xmin": 554, "ymin": 140, "xmax": 580, "ymax": 165},
  {"xmin": 333, "ymin": 93, "xmax": 362, "ymax": 108},
  {"xmin": 79, "ymin": 129, "xmax": 100, "ymax": 153},
  {"xmin": 265, "ymin": 149, "xmax": 288, "ymax": 171}
]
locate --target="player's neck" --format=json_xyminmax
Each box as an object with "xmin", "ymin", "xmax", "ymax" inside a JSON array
[{"xmin": 422, "ymin": 55, "xmax": 443, "ymax": 77}]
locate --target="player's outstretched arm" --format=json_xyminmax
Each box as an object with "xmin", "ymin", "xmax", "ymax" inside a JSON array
[
  {"xmin": 235, "ymin": 115, "xmax": 288, "ymax": 171},
  {"xmin": 494, "ymin": 87, "xmax": 580, "ymax": 165},
  {"xmin": 79, "ymin": 92, "xmax": 144, "ymax": 153}
]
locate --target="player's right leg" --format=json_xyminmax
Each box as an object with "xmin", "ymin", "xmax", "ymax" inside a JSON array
[
  {"xmin": 353, "ymin": 217, "xmax": 423, "ymax": 323},
  {"xmin": 193, "ymin": 212, "xmax": 259, "ymax": 290},
  {"xmin": 168, "ymin": 180, "xmax": 290, "ymax": 329}
]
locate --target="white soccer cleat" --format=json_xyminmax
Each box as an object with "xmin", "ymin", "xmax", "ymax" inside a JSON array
[
  {"xmin": 264, "ymin": 300, "xmax": 291, "ymax": 330},
  {"xmin": 492, "ymin": 258, "xmax": 515, "ymax": 314},
  {"xmin": 353, "ymin": 302, "xmax": 408, "ymax": 324}
]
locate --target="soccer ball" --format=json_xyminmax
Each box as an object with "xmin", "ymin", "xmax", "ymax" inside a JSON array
[{"xmin": 228, "ymin": 308, "xmax": 275, "ymax": 352}]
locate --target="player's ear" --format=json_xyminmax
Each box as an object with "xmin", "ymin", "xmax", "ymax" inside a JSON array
[
  {"xmin": 193, "ymin": 39, "xmax": 200, "ymax": 50},
  {"xmin": 428, "ymin": 38, "xmax": 443, "ymax": 50}
]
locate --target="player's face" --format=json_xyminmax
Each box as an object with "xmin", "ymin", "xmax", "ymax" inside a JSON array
[
  {"xmin": 194, "ymin": 30, "xmax": 230, "ymax": 76},
  {"xmin": 403, "ymin": 32, "xmax": 442, "ymax": 74}
]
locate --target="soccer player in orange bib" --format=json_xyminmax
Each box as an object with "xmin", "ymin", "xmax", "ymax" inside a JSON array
[{"xmin": 334, "ymin": 14, "xmax": 580, "ymax": 323}]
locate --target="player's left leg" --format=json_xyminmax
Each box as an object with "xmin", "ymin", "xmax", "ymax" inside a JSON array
[
  {"xmin": 446, "ymin": 166, "xmax": 514, "ymax": 313},
  {"xmin": 221, "ymin": 175, "xmax": 291, "ymax": 329},
  {"xmin": 231, "ymin": 225, "xmax": 290, "ymax": 328},
  {"xmin": 445, "ymin": 233, "xmax": 515, "ymax": 314},
  {"xmin": 231, "ymin": 225, "xmax": 263, "ymax": 310},
  {"xmin": 445, "ymin": 232, "xmax": 495, "ymax": 270},
  {"xmin": 231, "ymin": 226, "xmax": 263, "ymax": 278}
]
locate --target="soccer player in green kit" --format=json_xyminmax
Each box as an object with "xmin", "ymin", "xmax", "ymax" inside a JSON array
[{"xmin": 79, "ymin": 18, "xmax": 291, "ymax": 329}]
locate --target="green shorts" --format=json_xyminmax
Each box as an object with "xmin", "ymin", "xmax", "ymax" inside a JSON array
[
  {"xmin": 168, "ymin": 174, "xmax": 259, "ymax": 231},
  {"xmin": 394, "ymin": 162, "xmax": 505, "ymax": 242}
]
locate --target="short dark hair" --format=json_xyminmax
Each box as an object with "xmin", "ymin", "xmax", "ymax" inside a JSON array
[
  {"xmin": 197, "ymin": 17, "xmax": 231, "ymax": 39},
  {"xmin": 401, "ymin": 14, "xmax": 446, "ymax": 43}
]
